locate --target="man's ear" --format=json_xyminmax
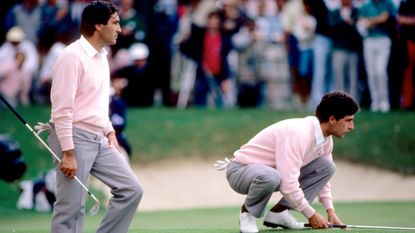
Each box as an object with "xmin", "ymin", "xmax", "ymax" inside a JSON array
[
  {"xmin": 95, "ymin": 24, "xmax": 103, "ymax": 32},
  {"xmin": 329, "ymin": 115, "xmax": 336, "ymax": 124}
]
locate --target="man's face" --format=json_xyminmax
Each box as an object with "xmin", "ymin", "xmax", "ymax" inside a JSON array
[
  {"xmin": 330, "ymin": 115, "xmax": 355, "ymax": 138},
  {"xmin": 133, "ymin": 59, "xmax": 147, "ymax": 68},
  {"xmin": 207, "ymin": 14, "xmax": 221, "ymax": 31},
  {"xmin": 100, "ymin": 13, "xmax": 121, "ymax": 45},
  {"xmin": 341, "ymin": 0, "xmax": 352, "ymax": 7}
]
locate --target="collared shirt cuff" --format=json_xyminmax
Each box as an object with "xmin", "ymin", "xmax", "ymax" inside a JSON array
[
  {"xmin": 301, "ymin": 206, "xmax": 315, "ymax": 219},
  {"xmin": 59, "ymin": 136, "xmax": 74, "ymax": 151},
  {"xmin": 321, "ymin": 198, "xmax": 334, "ymax": 211}
]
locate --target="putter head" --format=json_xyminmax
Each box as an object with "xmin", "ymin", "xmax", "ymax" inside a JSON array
[{"xmin": 88, "ymin": 196, "xmax": 100, "ymax": 215}]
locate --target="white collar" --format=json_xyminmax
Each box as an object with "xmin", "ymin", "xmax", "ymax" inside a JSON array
[
  {"xmin": 79, "ymin": 36, "xmax": 108, "ymax": 58},
  {"xmin": 311, "ymin": 116, "xmax": 326, "ymax": 147}
]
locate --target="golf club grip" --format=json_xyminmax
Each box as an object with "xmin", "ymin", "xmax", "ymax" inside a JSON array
[
  {"xmin": 304, "ymin": 223, "xmax": 347, "ymax": 228},
  {"xmin": 328, "ymin": 224, "xmax": 347, "ymax": 228},
  {"xmin": 0, "ymin": 93, "xmax": 27, "ymax": 124}
]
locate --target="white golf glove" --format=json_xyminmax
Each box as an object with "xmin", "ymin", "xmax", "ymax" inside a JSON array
[
  {"xmin": 214, "ymin": 157, "xmax": 232, "ymax": 171},
  {"xmin": 34, "ymin": 122, "xmax": 52, "ymax": 135}
]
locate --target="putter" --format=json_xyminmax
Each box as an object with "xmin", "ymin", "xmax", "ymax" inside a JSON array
[
  {"xmin": 304, "ymin": 223, "xmax": 415, "ymax": 231},
  {"xmin": 0, "ymin": 94, "xmax": 100, "ymax": 215}
]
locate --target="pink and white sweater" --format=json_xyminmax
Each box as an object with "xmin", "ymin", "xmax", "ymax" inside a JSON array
[
  {"xmin": 50, "ymin": 36, "xmax": 114, "ymax": 151},
  {"xmin": 234, "ymin": 116, "xmax": 334, "ymax": 218}
]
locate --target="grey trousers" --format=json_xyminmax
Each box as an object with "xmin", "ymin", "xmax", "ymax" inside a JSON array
[
  {"xmin": 226, "ymin": 157, "xmax": 335, "ymax": 218},
  {"xmin": 48, "ymin": 127, "xmax": 144, "ymax": 233}
]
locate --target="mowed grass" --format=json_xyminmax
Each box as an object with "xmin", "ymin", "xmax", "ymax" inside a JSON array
[{"xmin": 0, "ymin": 201, "xmax": 414, "ymax": 233}]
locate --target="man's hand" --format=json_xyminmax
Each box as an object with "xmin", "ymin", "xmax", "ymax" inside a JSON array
[
  {"xmin": 308, "ymin": 212, "xmax": 329, "ymax": 229},
  {"xmin": 221, "ymin": 79, "xmax": 232, "ymax": 93},
  {"xmin": 106, "ymin": 131, "xmax": 119, "ymax": 150},
  {"xmin": 60, "ymin": 149, "xmax": 77, "ymax": 179},
  {"xmin": 327, "ymin": 208, "xmax": 343, "ymax": 226}
]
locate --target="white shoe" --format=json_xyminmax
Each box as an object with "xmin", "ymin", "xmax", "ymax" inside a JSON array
[
  {"xmin": 379, "ymin": 101, "xmax": 390, "ymax": 113},
  {"xmin": 370, "ymin": 103, "xmax": 379, "ymax": 112},
  {"xmin": 239, "ymin": 212, "xmax": 259, "ymax": 233},
  {"xmin": 263, "ymin": 210, "xmax": 305, "ymax": 229}
]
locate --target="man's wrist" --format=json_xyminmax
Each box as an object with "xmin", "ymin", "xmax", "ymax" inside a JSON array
[{"xmin": 63, "ymin": 149, "xmax": 76, "ymax": 157}]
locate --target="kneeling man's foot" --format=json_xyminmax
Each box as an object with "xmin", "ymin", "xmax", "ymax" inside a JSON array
[
  {"xmin": 240, "ymin": 212, "xmax": 259, "ymax": 233},
  {"xmin": 263, "ymin": 210, "xmax": 305, "ymax": 229}
]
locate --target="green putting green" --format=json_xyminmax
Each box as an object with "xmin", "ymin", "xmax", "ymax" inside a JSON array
[{"xmin": 0, "ymin": 201, "xmax": 414, "ymax": 233}]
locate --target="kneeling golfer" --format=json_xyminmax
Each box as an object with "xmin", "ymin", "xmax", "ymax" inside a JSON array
[{"xmin": 215, "ymin": 91, "xmax": 359, "ymax": 232}]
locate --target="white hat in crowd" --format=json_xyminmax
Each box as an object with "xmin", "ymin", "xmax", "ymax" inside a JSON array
[
  {"xmin": 6, "ymin": 26, "xmax": 25, "ymax": 42},
  {"xmin": 129, "ymin": 43, "xmax": 149, "ymax": 61}
]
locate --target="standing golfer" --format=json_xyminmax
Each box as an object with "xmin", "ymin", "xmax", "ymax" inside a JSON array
[
  {"xmin": 216, "ymin": 91, "xmax": 359, "ymax": 233},
  {"xmin": 47, "ymin": 1, "xmax": 143, "ymax": 232}
]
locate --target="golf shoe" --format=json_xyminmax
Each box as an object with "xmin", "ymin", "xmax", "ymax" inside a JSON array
[
  {"xmin": 239, "ymin": 212, "xmax": 259, "ymax": 233},
  {"xmin": 263, "ymin": 210, "xmax": 305, "ymax": 229}
]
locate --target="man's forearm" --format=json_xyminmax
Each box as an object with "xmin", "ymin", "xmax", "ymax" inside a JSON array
[{"xmin": 368, "ymin": 12, "xmax": 389, "ymax": 27}]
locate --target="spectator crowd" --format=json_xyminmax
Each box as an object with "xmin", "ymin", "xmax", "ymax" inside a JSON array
[{"xmin": 0, "ymin": 0, "xmax": 414, "ymax": 112}]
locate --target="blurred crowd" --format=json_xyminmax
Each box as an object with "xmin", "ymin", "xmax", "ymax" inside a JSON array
[{"xmin": 0, "ymin": 0, "xmax": 414, "ymax": 112}]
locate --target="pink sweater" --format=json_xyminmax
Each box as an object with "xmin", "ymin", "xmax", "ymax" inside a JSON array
[
  {"xmin": 234, "ymin": 116, "xmax": 334, "ymax": 218},
  {"xmin": 50, "ymin": 36, "xmax": 114, "ymax": 151}
]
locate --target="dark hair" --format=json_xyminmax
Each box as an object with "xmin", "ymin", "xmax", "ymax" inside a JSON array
[
  {"xmin": 80, "ymin": 0, "xmax": 118, "ymax": 37},
  {"xmin": 208, "ymin": 10, "xmax": 220, "ymax": 18},
  {"xmin": 315, "ymin": 91, "xmax": 359, "ymax": 122}
]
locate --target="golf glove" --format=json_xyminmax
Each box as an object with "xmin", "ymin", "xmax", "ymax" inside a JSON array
[
  {"xmin": 34, "ymin": 122, "xmax": 52, "ymax": 135},
  {"xmin": 214, "ymin": 157, "xmax": 233, "ymax": 171}
]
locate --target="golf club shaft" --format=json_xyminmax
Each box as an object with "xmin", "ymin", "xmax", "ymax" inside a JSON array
[
  {"xmin": 305, "ymin": 223, "xmax": 415, "ymax": 231},
  {"xmin": 0, "ymin": 94, "xmax": 99, "ymax": 205},
  {"xmin": 338, "ymin": 224, "xmax": 415, "ymax": 231}
]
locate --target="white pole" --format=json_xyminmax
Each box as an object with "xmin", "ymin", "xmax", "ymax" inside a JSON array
[{"xmin": 347, "ymin": 224, "xmax": 415, "ymax": 231}]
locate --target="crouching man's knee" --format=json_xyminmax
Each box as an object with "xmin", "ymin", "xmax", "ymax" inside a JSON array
[
  {"xmin": 325, "ymin": 160, "xmax": 336, "ymax": 177},
  {"xmin": 130, "ymin": 180, "xmax": 144, "ymax": 205},
  {"xmin": 318, "ymin": 158, "xmax": 336, "ymax": 178},
  {"xmin": 255, "ymin": 169, "xmax": 281, "ymax": 193}
]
